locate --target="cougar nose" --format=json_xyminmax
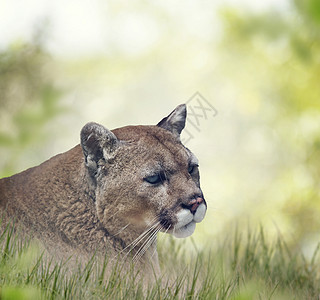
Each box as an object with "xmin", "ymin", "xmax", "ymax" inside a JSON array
[{"xmin": 189, "ymin": 197, "xmax": 204, "ymax": 214}]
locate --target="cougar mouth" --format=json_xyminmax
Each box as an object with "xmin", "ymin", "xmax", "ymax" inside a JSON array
[{"xmin": 159, "ymin": 202, "xmax": 207, "ymax": 238}]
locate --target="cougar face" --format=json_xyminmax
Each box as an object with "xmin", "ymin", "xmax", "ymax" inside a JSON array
[{"xmin": 81, "ymin": 104, "xmax": 207, "ymax": 241}]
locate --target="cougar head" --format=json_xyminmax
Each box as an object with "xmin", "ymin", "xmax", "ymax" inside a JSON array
[{"xmin": 80, "ymin": 104, "xmax": 207, "ymax": 240}]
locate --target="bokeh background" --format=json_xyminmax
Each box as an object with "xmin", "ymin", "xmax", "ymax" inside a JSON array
[{"xmin": 1, "ymin": 0, "xmax": 320, "ymax": 256}]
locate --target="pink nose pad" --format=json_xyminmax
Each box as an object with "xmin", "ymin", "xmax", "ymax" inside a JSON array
[{"xmin": 190, "ymin": 197, "xmax": 203, "ymax": 213}]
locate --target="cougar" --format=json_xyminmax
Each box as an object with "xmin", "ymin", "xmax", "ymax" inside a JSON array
[{"xmin": 0, "ymin": 104, "xmax": 207, "ymax": 273}]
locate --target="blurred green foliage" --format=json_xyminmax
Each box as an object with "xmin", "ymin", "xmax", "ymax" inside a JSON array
[
  {"xmin": 220, "ymin": 0, "xmax": 320, "ymax": 246},
  {"xmin": 1, "ymin": 221, "xmax": 319, "ymax": 299},
  {"xmin": 0, "ymin": 286, "xmax": 41, "ymax": 300},
  {"xmin": 0, "ymin": 41, "xmax": 64, "ymax": 177}
]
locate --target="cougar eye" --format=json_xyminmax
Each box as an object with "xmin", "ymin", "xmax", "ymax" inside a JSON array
[
  {"xmin": 144, "ymin": 174, "xmax": 162, "ymax": 184},
  {"xmin": 188, "ymin": 164, "xmax": 198, "ymax": 174}
]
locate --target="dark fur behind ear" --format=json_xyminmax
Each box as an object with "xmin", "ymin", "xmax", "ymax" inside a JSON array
[
  {"xmin": 157, "ymin": 104, "xmax": 187, "ymax": 137},
  {"xmin": 80, "ymin": 122, "xmax": 118, "ymax": 177}
]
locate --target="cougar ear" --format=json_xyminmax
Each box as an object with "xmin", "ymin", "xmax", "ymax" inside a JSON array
[
  {"xmin": 157, "ymin": 104, "xmax": 187, "ymax": 137},
  {"xmin": 80, "ymin": 122, "xmax": 119, "ymax": 177}
]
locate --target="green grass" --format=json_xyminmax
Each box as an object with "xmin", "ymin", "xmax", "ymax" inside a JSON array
[{"xmin": 0, "ymin": 223, "xmax": 319, "ymax": 299}]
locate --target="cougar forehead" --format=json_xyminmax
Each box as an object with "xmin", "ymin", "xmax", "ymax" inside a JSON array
[{"xmin": 112, "ymin": 125, "xmax": 196, "ymax": 167}]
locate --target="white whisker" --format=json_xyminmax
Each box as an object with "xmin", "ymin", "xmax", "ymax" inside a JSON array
[
  {"xmin": 110, "ymin": 214, "xmax": 165, "ymax": 265},
  {"xmin": 117, "ymin": 221, "xmax": 160, "ymax": 261},
  {"xmin": 112, "ymin": 223, "xmax": 130, "ymax": 237},
  {"xmin": 145, "ymin": 216, "xmax": 161, "ymax": 227},
  {"xmin": 150, "ymin": 224, "xmax": 171, "ymax": 261},
  {"xmin": 103, "ymin": 209, "xmax": 122, "ymax": 224},
  {"xmin": 132, "ymin": 223, "xmax": 160, "ymax": 261},
  {"xmin": 133, "ymin": 224, "xmax": 162, "ymax": 263}
]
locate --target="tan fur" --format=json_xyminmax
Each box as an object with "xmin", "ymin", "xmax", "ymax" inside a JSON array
[{"xmin": 0, "ymin": 105, "xmax": 206, "ymax": 273}]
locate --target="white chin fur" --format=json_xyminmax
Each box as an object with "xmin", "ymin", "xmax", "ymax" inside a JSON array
[
  {"xmin": 171, "ymin": 203, "xmax": 207, "ymax": 238},
  {"xmin": 176, "ymin": 209, "xmax": 194, "ymax": 227},
  {"xmin": 173, "ymin": 221, "xmax": 196, "ymax": 238},
  {"xmin": 194, "ymin": 203, "xmax": 206, "ymax": 223}
]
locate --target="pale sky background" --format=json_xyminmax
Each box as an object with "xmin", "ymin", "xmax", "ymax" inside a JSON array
[{"xmin": 0, "ymin": 0, "xmax": 289, "ymax": 57}]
